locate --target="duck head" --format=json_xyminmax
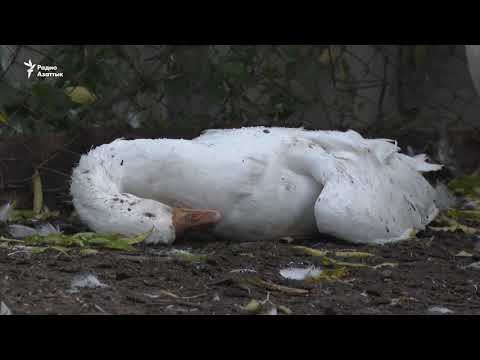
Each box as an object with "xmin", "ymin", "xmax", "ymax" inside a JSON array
[{"xmin": 124, "ymin": 200, "xmax": 222, "ymax": 245}]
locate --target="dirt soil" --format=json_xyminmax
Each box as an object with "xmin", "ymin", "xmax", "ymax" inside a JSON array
[{"xmin": 1, "ymin": 222, "xmax": 480, "ymax": 315}]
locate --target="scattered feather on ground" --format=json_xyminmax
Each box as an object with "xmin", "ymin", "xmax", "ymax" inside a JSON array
[
  {"xmin": 279, "ymin": 266, "xmax": 322, "ymax": 280},
  {"xmin": 0, "ymin": 202, "xmax": 12, "ymax": 223},
  {"xmin": 428, "ymin": 306, "xmax": 454, "ymax": 315},
  {"xmin": 0, "ymin": 301, "xmax": 12, "ymax": 315},
  {"xmin": 68, "ymin": 273, "xmax": 108, "ymax": 294}
]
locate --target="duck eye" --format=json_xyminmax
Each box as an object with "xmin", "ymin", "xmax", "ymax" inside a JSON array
[{"xmin": 143, "ymin": 212, "xmax": 156, "ymax": 218}]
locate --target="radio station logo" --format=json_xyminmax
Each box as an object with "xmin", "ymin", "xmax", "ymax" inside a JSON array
[{"xmin": 24, "ymin": 59, "xmax": 63, "ymax": 79}]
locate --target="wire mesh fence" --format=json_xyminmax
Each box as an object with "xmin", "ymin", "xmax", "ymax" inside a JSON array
[{"xmin": 0, "ymin": 45, "xmax": 478, "ymax": 134}]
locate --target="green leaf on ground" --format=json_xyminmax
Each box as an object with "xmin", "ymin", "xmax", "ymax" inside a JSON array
[
  {"xmin": 168, "ymin": 249, "xmax": 209, "ymax": 263},
  {"xmin": 14, "ymin": 230, "xmax": 153, "ymax": 252},
  {"xmin": 448, "ymin": 175, "xmax": 480, "ymax": 198},
  {"xmin": 430, "ymin": 215, "xmax": 478, "ymax": 235}
]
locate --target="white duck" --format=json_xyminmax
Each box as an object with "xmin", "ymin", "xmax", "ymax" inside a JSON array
[{"xmin": 70, "ymin": 127, "xmax": 442, "ymax": 245}]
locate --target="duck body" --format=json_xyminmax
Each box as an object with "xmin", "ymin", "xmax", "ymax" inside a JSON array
[{"xmin": 71, "ymin": 127, "xmax": 441, "ymax": 245}]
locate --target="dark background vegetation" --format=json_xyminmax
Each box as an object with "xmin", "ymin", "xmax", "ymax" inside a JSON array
[{"xmin": 0, "ymin": 45, "xmax": 479, "ymax": 209}]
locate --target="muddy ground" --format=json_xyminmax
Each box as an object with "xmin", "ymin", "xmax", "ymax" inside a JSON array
[{"xmin": 1, "ymin": 222, "xmax": 480, "ymax": 315}]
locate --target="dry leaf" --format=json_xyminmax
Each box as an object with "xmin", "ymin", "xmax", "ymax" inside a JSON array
[
  {"xmin": 318, "ymin": 47, "xmax": 341, "ymax": 64},
  {"xmin": 242, "ymin": 299, "xmax": 262, "ymax": 313},
  {"xmin": 334, "ymin": 250, "xmax": 375, "ymax": 258},
  {"xmin": 65, "ymin": 86, "xmax": 97, "ymax": 104},
  {"xmin": 277, "ymin": 304, "xmax": 292, "ymax": 315},
  {"xmin": 430, "ymin": 224, "xmax": 477, "ymax": 235},
  {"xmin": 455, "ymin": 250, "xmax": 473, "ymax": 257},
  {"xmin": 246, "ymin": 277, "xmax": 309, "ymax": 296},
  {"xmin": 168, "ymin": 249, "xmax": 208, "ymax": 263},
  {"xmin": 159, "ymin": 290, "xmax": 180, "ymax": 298},
  {"xmin": 291, "ymin": 245, "xmax": 328, "ymax": 257},
  {"xmin": 32, "ymin": 170, "xmax": 43, "ymax": 214},
  {"xmin": 0, "ymin": 111, "xmax": 8, "ymax": 124}
]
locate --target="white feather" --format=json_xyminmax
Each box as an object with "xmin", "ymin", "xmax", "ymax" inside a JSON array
[
  {"xmin": 0, "ymin": 302, "xmax": 12, "ymax": 315},
  {"xmin": 8, "ymin": 224, "xmax": 38, "ymax": 238},
  {"xmin": 69, "ymin": 273, "xmax": 108, "ymax": 294},
  {"xmin": 8, "ymin": 223, "xmax": 61, "ymax": 239},
  {"xmin": 0, "ymin": 202, "xmax": 12, "ymax": 223},
  {"xmin": 279, "ymin": 266, "xmax": 322, "ymax": 280}
]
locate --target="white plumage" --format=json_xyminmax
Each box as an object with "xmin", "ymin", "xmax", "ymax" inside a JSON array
[{"xmin": 70, "ymin": 127, "xmax": 442, "ymax": 245}]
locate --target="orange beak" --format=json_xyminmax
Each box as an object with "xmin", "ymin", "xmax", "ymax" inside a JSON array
[{"xmin": 172, "ymin": 208, "xmax": 222, "ymax": 237}]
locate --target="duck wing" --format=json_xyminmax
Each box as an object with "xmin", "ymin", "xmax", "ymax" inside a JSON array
[{"xmin": 285, "ymin": 131, "xmax": 441, "ymax": 244}]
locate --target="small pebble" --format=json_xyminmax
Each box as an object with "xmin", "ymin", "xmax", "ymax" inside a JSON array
[{"xmin": 381, "ymin": 270, "xmax": 393, "ymax": 278}]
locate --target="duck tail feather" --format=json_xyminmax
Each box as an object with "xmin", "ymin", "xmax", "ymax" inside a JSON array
[{"xmin": 397, "ymin": 153, "xmax": 443, "ymax": 172}]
